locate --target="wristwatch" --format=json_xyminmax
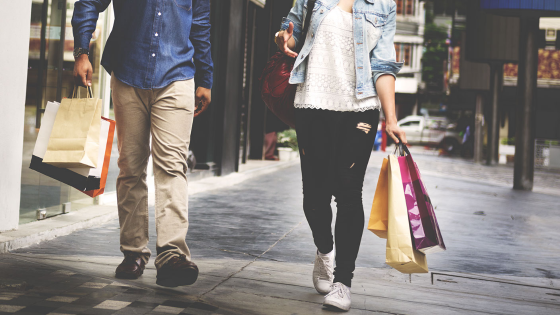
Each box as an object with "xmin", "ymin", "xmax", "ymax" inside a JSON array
[{"xmin": 73, "ymin": 47, "xmax": 90, "ymax": 59}]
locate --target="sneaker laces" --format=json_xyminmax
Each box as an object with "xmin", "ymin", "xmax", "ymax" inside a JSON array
[
  {"xmin": 327, "ymin": 283, "xmax": 348, "ymax": 299},
  {"xmin": 317, "ymin": 255, "xmax": 333, "ymax": 280}
]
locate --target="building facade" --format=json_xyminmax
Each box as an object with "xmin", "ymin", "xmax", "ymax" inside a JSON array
[{"xmin": 394, "ymin": 0, "xmax": 426, "ymax": 118}]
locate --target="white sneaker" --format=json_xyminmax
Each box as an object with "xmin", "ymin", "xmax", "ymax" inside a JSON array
[
  {"xmin": 323, "ymin": 282, "xmax": 352, "ymax": 311},
  {"xmin": 312, "ymin": 249, "xmax": 334, "ymax": 295}
]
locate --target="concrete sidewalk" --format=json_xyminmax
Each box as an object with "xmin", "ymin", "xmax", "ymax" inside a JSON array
[
  {"xmin": 0, "ymin": 160, "xmax": 299, "ymax": 254},
  {"xmin": 3, "ymin": 159, "xmax": 560, "ymax": 314},
  {"xmin": 2, "ymin": 253, "xmax": 559, "ymax": 315}
]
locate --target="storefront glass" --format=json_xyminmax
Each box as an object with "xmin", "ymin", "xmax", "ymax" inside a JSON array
[{"xmin": 21, "ymin": 0, "xmax": 117, "ymax": 224}]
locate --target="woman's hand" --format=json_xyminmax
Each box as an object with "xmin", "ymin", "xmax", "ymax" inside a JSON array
[
  {"xmin": 386, "ymin": 122, "xmax": 408, "ymax": 144},
  {"xmin": 275, "ymin": 22, "xmax": 298, "ymax": 58}
]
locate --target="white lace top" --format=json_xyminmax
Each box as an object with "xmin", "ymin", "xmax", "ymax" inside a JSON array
[{"xmin": 294, "ymin": 6, "xmax": 381, "ymax": 112}]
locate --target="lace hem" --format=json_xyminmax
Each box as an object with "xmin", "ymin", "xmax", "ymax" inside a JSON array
[{"xmin": 294, "ymin": 103, "xmax": 381, "ymax": 112}]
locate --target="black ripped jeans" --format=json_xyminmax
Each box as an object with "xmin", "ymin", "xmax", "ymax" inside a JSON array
[{"xmin": 295, "ymin": 108, "xmax": 380, "ymax": 288}]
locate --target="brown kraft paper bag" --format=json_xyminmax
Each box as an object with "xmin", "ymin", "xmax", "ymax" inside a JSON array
[
  {"xmin": 43, "ymin": 88, "xmax": 102, "ymax": 168},
  {"xmin": 385, "ymin": 155, "xmax": 429, "ymax": 274}
]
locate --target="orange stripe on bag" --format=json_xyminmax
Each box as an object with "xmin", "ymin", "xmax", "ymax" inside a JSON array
[{"xmin": 83, "ymin": 117, "xmax": 115, "ymax": 198}]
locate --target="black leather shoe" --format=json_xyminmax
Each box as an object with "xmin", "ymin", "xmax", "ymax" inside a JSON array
[
  {"xmin": 156, "ymin": 254, "xmax": 198, "ymax": 287},
  {"xmin": 115, "ymin": 253, "xmax": 146, "ymax": 279}
]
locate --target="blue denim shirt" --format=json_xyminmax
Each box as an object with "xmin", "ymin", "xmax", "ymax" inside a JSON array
[
  {"xmin": 72, "ymin": 0, "xmax": 213, "ymax": 90},
  {"xmin": 281, "ymin": 0, "xmax": 403, "ymax": 99}
]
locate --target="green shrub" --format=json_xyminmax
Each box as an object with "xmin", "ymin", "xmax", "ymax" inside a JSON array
[{"xmin": 277, "ymin": 129, "xmax": 298, "ymax": 151}]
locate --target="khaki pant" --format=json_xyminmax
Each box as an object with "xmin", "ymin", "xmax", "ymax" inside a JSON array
[{"xmin": 111, "ymin": 75, "xmax": 194, "ymax": 269}]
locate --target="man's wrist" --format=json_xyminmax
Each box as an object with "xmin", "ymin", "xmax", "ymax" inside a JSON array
[
  {"xmin": 75, "ymin": 54, "xmax": 89, "ymax": 62},
  {"xmin": 73, "ymin": 47, "xmax": 89, "ymax": 59}
]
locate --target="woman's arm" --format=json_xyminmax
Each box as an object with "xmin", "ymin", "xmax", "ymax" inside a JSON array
[
  {"xmin": 275, "ymin": 23, "xmax": 298, "ymax": 58},
  {"xmin": 370, "ymin": 1, "xmax": 406, "ymax": 144},
  {"xmin": 376, "ymin": 75, "xmax": 407, "ymax": 144},
  {"xmin": 275, "ymin": 0, "xmax": 306, "ymax": 57}
]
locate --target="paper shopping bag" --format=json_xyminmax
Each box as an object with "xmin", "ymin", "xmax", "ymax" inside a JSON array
[
  {"xmin": 43, "ymin": 87, "xmax": 102, "ymax": 168},
  {"xmin": 30, "ymin": 102, "xmax": 114, "ymax": 195},
  {"xmin": 368, "ymin": 158, "xmax": 389, "ymax": 239},
  {"xmin": 385, "ymin": 154, "xmax": 429, "ymax": 274},
  {"xmin": 83, "ymin": 117, "xmax": 115, "ymax": 198},
  {"xmin": 399, "ymin": 153, "xmax": 446, "ymax": 254}
]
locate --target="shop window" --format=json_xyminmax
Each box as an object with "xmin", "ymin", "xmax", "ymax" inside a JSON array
[{"xmin": 22, "ymin": 0, "xmax": 116, "ymax": 225}]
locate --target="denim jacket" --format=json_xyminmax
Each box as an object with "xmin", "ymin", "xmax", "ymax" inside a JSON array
[
  {"xmin": 72, "ymin": 0, "xmax": 213, "ymax": 90},
  {"xmin": 281, "ymin": 0, "xmax": 403, "ymax": 99}
]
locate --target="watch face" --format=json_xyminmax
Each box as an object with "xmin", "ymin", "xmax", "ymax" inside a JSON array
[{"xmin": 74, "ymin": 48, "xmax": 88, "ymax": 57}]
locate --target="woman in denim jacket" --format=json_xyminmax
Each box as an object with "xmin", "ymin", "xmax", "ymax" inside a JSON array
[{"xmin": 275, "ymin": 0, "xmax": 407, "ymax": 311}]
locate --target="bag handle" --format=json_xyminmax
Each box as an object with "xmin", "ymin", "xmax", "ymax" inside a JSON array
[
  {"xmin": 67, "ymin": 85, "xmax": 93, "ymax": 99},
  {"xmin": 295, "ymin": 0, "xmax": 317, "ymax": 53},
  {"xmin": 392, "ymin": 137, "xmax": 411, "ymax": 157}
]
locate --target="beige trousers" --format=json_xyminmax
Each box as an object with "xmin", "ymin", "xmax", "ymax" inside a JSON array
[{"xmin": 111, "ymin": 75, "xmax": 194, "ymax": 269}]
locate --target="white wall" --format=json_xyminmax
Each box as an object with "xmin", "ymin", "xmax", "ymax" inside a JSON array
[{"xmin": 0, "ymin": 0, "xmax": 32, "ymax": 231}]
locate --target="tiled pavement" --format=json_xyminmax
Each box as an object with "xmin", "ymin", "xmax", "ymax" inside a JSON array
[{"xmin": 0, "ymin": 256, "xmax": 229, "ymax": 315}]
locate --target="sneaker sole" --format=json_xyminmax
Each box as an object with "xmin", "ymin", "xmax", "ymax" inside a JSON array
[
  {"xmin": 323, "ymin": 300, "xmax": 350, "ymax": 311},
  {"xmin": 156, "ymin": 268, "xmax": 198, "ymax": 287}
]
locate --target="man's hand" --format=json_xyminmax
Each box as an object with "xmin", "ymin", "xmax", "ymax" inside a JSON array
[
  {"xmin": 194, "ymin": 87, "xmax": 211, "ymax": 117},
  {"xmin": 73, "ymin": 54, "xmax": 93, "ymax": 87},
  {"xmin": 275, "ymin": 22, "xmax": 298, "ymax": 58},
  {"xmin": 386, "ymin": 122, "xmax": 408, "ymax": 145}
]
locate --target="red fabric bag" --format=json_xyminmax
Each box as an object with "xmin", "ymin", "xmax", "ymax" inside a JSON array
[{"xmin": 260, "ymin": 0, "xmax": 316, "ymax": 128}]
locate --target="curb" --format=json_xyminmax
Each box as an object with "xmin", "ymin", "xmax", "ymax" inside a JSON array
[{"xmin": 1, "ymin": 159, "xmax": 300, "ymax": 254}]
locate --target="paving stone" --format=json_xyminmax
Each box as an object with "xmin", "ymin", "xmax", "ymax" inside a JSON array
[
  {"xmin": 79, "ymin": 283, "xmax": 109, "ymax": 290},
  {"xmin": 112, "ymin": 307, "xmax": 152, "ymax": 315},
  {"xmin": 46, "ymin": 297, "xmax": 80, "ymax": 303},
  {"xmin": 0, "ymin": 305, "xmax": 26, "ymax": 313},
  {"xmin": 93, "ymin": 301, "xmax": 131, "ymax": 310},
  {"xmin": 150, "ymin": 306, "xmax": 183, "ymax": 314}
]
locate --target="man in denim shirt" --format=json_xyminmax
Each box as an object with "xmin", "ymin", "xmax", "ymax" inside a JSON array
[{"xmin": 72, "ymin": 0, "xmax": 213, "ymax": 287}]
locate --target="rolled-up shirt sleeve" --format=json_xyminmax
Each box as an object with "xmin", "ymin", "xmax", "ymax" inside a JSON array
[
  {"xmin": 370, "ymin": 1, "xmax": 404, "ymax": 85},
  {"xmin": 280, "ymin": 0, "xmax": 305, "ymax": 47},
  {"xmin": 190, "ymin": 0, "xmax": 213, "ymax": 89},
  {"xmin": 71, "ymin": 0, "xmax": 111, "ymax": 50}
]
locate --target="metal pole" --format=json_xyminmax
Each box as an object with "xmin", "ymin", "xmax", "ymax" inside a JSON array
[
  {"xmin": 514, "ymin": 17, "xmax": 539, "ymax": 191},
  {"xmin": 35, "ymin": 0, "xmax": 49, "ymax": 129},
  {"xmin": 487, "ymin": 63, "xmax": 500, "ymax": 165},
  {"xmin": 474, "ymin": 93, "xmax": 484, "ymax": 164},
  {"xmin": 56, "ymin": 0, "xmax": 67, "ymax": 103}
]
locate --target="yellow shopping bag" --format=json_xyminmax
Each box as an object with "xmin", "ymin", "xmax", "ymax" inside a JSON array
[
  {"xmin": 385, "ymin": 154, "xmax": 429, "ymax": 274},
  {"xmin": 368, "ymin": 158, "xmax": 389, "ymax": 239},
  {"xmin": 43, "ymin": 87, "xmax": 102, "ymax": 168}
]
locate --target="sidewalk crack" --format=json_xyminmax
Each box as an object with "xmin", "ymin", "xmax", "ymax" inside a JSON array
[{"xmin": 200, "ymin": 221, "xmax": 302, "ymax": 296}]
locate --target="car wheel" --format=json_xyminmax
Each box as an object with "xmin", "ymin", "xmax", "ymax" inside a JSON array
[{"xmin": 440, "ymin": 138, "xmax": 460, "ymax": 155}]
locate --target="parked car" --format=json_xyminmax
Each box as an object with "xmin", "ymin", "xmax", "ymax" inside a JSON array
[{"xmin": 396, "ymin": 115, "xmax": 463, "ymax": 154}]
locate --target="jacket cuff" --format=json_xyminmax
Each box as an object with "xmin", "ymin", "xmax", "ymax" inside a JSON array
[
  {"xmin": 371, "ymin": 59, "xmax": 404, "ymax": 85},
  {"xmin": 280, "ymin": 17, "xmax": 302, "ymax": 47}
]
